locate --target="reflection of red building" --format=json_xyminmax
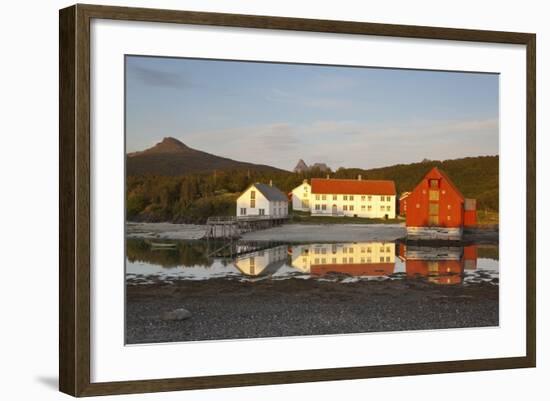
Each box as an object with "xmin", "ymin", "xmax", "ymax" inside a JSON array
[
  {"xmin": 311, "ymin": 263, "xmax": 394, "ymax": 277},
  {"xmin": 399, "ymin": 244, "xmax": 477, "ymax": 285},
  {"xmin": 405, "ymin": 167, "xmax": 477, "ymax": 239}
]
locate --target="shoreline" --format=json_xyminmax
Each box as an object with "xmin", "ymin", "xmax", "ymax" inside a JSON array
[{"xmin": 127, "ymin": 221, "xmax": 498, "ymax": 244}]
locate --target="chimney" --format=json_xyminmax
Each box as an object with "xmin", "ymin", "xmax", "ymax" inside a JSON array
[
  {"xmin": 269, "ymin": 179, "xmax": 273, "ymax": 187},
  {"xmin": 358, "ymin": 174, "xmax": 362, "ymax": 181}
]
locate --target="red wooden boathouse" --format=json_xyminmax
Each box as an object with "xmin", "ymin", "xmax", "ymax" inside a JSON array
[{"xmin": 405, "ymin": 167, "xmax": 476, "ymax": 239}]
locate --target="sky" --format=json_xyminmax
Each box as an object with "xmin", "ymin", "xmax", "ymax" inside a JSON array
[{"xmin": 125, "ymin": 55, "xmax": 499, "ymax": 171}]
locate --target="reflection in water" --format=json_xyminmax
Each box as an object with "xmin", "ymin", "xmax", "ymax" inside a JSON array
[
  {"xmin": 234, "ymin": 245, "xmax": 288, "ymax": 276},
  {"xmin": 290, "ymin": 242, "xmax": 395, "ymax": 277},
  {"xmin": 398, "ymin": 244, "xmax": 478, "ymax": 285},
  {"xmin": 126, "ymin": 238, "xmax": 498, "ymax": 285}
]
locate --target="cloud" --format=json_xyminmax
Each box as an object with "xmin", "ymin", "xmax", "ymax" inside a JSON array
[
  {"xmin": 167, "ymin": 117, "xmax": 498, "ymax": 170},
  {"xmin": 265, "ymin": 88, "xmax": 355, "ymax": 110},
  {"xmin": 128, "ymin": 65, "xmax": 191, "ymax": 90}
]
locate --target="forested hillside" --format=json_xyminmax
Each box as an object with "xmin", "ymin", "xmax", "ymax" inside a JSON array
[{"xmin": 126, "ymin": 156, "xmax": 498, "ymax": 223}]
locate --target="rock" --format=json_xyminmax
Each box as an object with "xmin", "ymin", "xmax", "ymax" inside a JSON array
[{"xmin": 162, "ymin": 308, "xmax": 192, "ymax": 321}]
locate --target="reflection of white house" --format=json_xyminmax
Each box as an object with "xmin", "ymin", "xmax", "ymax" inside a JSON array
[
  {"xmin": 290, "ymin": 242, "xmax": 395, "ymax": 276},
  {"xmin": 234, "ymin": 245, "xmax": 288, "ymax": 276},
  {"xmin": 310, "ymin": 177, "xmax": 396, "ymax": 219},
  {"xmin": 290, "ymin": 180, "xmax": 311, "ymax": 211},
  {"xmin": 236, "ymin": 182, "xmax": 289, "ymax": 219}
]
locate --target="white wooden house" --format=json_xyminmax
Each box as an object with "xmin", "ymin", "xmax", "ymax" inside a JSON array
[
  {"xmin": 234, "ymin": 245, "xmax": 288, "ymax": 276},
  {"xmin": 236, "ymin": 182, "xmax": 289, "ymax": 219},
  {"xmin": 310, "ymin": 177, "xmax": 396, "ymax": 219},
  {"xmin": 290, "ymin": 179, "xmax": 311, "ymax": 211}
]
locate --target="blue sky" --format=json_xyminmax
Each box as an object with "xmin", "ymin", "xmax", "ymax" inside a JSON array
[{"xmin": 126, "ymin": 55, "xmax": 499, "ymax": 170}]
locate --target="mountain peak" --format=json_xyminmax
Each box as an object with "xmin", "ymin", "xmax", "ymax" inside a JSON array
[
  {"xmin": 153, "ymin": 137, "xmax": 190, "ymax": 152},
  {"xmin": 128, "ymin": 137, "xmax": 191, "ymax": 156},
  {"xmin": 127, "ymin": 138, "xmax": 286, "ymax": 176},
  {"xmin": 294, "ymin": 159, "xmax": 309, "ymax": 173}
]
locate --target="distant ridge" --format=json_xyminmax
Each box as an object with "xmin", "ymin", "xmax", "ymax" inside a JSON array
[{"xmin": 127, "ymin": 137, "xmax": 286, "ymax": 176}]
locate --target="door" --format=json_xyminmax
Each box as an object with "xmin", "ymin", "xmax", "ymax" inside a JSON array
[
  {"xmin": 332, "ymin": 204, "xmax": 337, "ymax": 215},
  {"xmin": 428, "ymin": 203, "xmax": 439, "ymax": 226}
]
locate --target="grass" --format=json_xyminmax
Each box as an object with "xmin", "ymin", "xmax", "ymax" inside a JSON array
[
  {"xmin": 476, "ymin": 210, "xmax": 499, "ymax": 226},
  {"xmin": 288, "ymin": 210, "xmax": 404, "ymax": 225}
]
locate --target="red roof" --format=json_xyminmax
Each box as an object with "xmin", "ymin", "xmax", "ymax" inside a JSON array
[
  {"xmin": 311, "ymin": 178, "xmax": 396, "ymax": 195},
  {"xmin": 311, "ymin": 263, "xmax": 395, "ymax": 276}
]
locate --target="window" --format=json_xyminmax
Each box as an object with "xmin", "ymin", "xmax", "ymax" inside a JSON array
[
  {"xmin": 321, "ymin": 258, "xmax": 326, "ymax": 264},
  {"xmin": 368, "ymin": 195, "xmax": 372, "ymax": 201},
  {"xmin": 322, "ymin": 194, "xmax": 327, "ymax": 200},
  {"xmin": 380, "ymin": 196, "xmax": 385, "ymax": 201},
  {"xmin": 250, "ymin": 199, "xmax": 255, "ymax": 208},
  {"xmin": 315, "ymin": 194, "xmax": 320, "ymax": 200},
  {"xmin": 429, "ymin": 190, "xmax": 439, "ymax": 201},
  {"xmin": 380, "ymin": 247, "xmax": 385, "ymax": 253},
  {"xmin": 315, "ymin": 204, "xmax": 320, "ymax": 210},
  {"xmin": 322, "ymin": 204, "xmax": 327, "ymax": 210},
  {"xmin": 361, "ymin": 257, "xmax": 365, "ymax": 263},
  {"xmin": 250, "ymin": 190, "xmax": 256, "ymax": 199},
  {"xmin": 361, "ymin": 195, "xmax": 366, "ymax": 201},
  {"xmin": 349, "ymin": 257, "xmax": 354, "ymax": 263},
  {"xmin": 343, "ymin": 247, "xmax": 347, "ymax": 254},
  {"xmin": 343, "ymin": 257, "xmax": 348, "ymax": 263},
  {"xmin": 380, "ymin": 205, "xmax": 384, "ymax": 211},
  {"xmin": 259, "ymin": 209, "xmax": 265, "ymax": 215},
  {"xmin": 380, "ymin": 257, "xmax": 384, "ymax": 262},
  {"xmin": 349, "ymin": 195, "xmax": 354, "ymax": 201},
  {"xmin": 367, "ymin": 247, "xmax": 372, "ymax": 253},
  {"xmin": 386, "ymin": 206, "xmax": 391, "ymax": 211},
  {"xmin": 349, "ymin": 205, "xmax": 354, "ymax": 211},
  {"xmin": 360, "ymin": 247, "xmax": 365, "ymax": 253},
  {"xmin": 332, "ymin": 258, "xmax": 337, "ymax": 264},
  {"xmin": 386, "ymin": 246, "xmax": 391, "ymax": 253},
  {"xmin": 240, "ymin": 208, "xmax": 246, "ymax": 215},
  {"xmin": 386, "ymin": 256, "xmax": 390, "ymax": 262},
  {"xmin": 343, "ymin": 195, "xmax": 348, "ymax": 201},
  {"xmin": 368, "ymin": 205, "xmax": 372, "ymax": 211},
  {"xmin": 429, "ymin": 179, "xmax": 439, "ymax": 189},
  {"xmin": 349, "ymin": 248, "xmax": 354, "ymax": 254},
  {"xmin": 343, "ymin": 205, "xmax": 348, "ymax": 211},
  {"xmin": 321, "ymin": 248, "xmax": 327, "ymax": 254},
  {"xmin": 333, "ymin": 195, "xmax": 337, "ymax": 200},
  {"xmin": 314, "ymin": 258, "xmax": 320, "ymax": 264},
  {"xmin": 314, "ymin": 248, "xmax": 320, "ymax": 254},
  {"xmin": 361, "ymin": 205, "xmax": 366, "ymax": 211},
  {"xmin": 367, "ymin": 257, "xmax": 372, "ymax": 263}
]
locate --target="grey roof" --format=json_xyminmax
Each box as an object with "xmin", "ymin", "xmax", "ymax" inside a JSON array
[{"xmin": 253, "ymin": 183, "xmax": 288, "ymax": 202}]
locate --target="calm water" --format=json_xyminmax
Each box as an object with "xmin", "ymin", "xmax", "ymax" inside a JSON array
[{"xmin": 126, "ymin": 239, "xmax": 499, "ymax": 286}]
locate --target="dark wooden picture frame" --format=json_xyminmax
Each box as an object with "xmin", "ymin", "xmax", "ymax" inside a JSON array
[{"xmin": 59, "ymin": 3, "xmax": 536, "ymax": 397}]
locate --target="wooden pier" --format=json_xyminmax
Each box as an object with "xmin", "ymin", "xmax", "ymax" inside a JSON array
[{"xmin": 205, "ymin": 215, "xmax": 287, "ymax": 240}]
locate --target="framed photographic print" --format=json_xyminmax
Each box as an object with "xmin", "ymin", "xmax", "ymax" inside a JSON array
[{"xmin": 59, "ymin": 4, "xmax": 536, "ymax": 397}]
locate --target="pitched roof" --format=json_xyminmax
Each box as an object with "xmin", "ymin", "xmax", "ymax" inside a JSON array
[
  {"xmin": 310, "ymin": 178, "xmax": 396, "ymax": 195},
  {"xmin": 252, "ymin": 183, "xmax": 288, "ymax": 201},
  {"xmin": 423, "ymin": 167, "xmax": 465, "ymax": 200}
]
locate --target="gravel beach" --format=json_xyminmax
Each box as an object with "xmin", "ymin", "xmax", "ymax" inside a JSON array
[{"xmin": 126, "ymin": 278, "xmax": 499, "ymax": 344}]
